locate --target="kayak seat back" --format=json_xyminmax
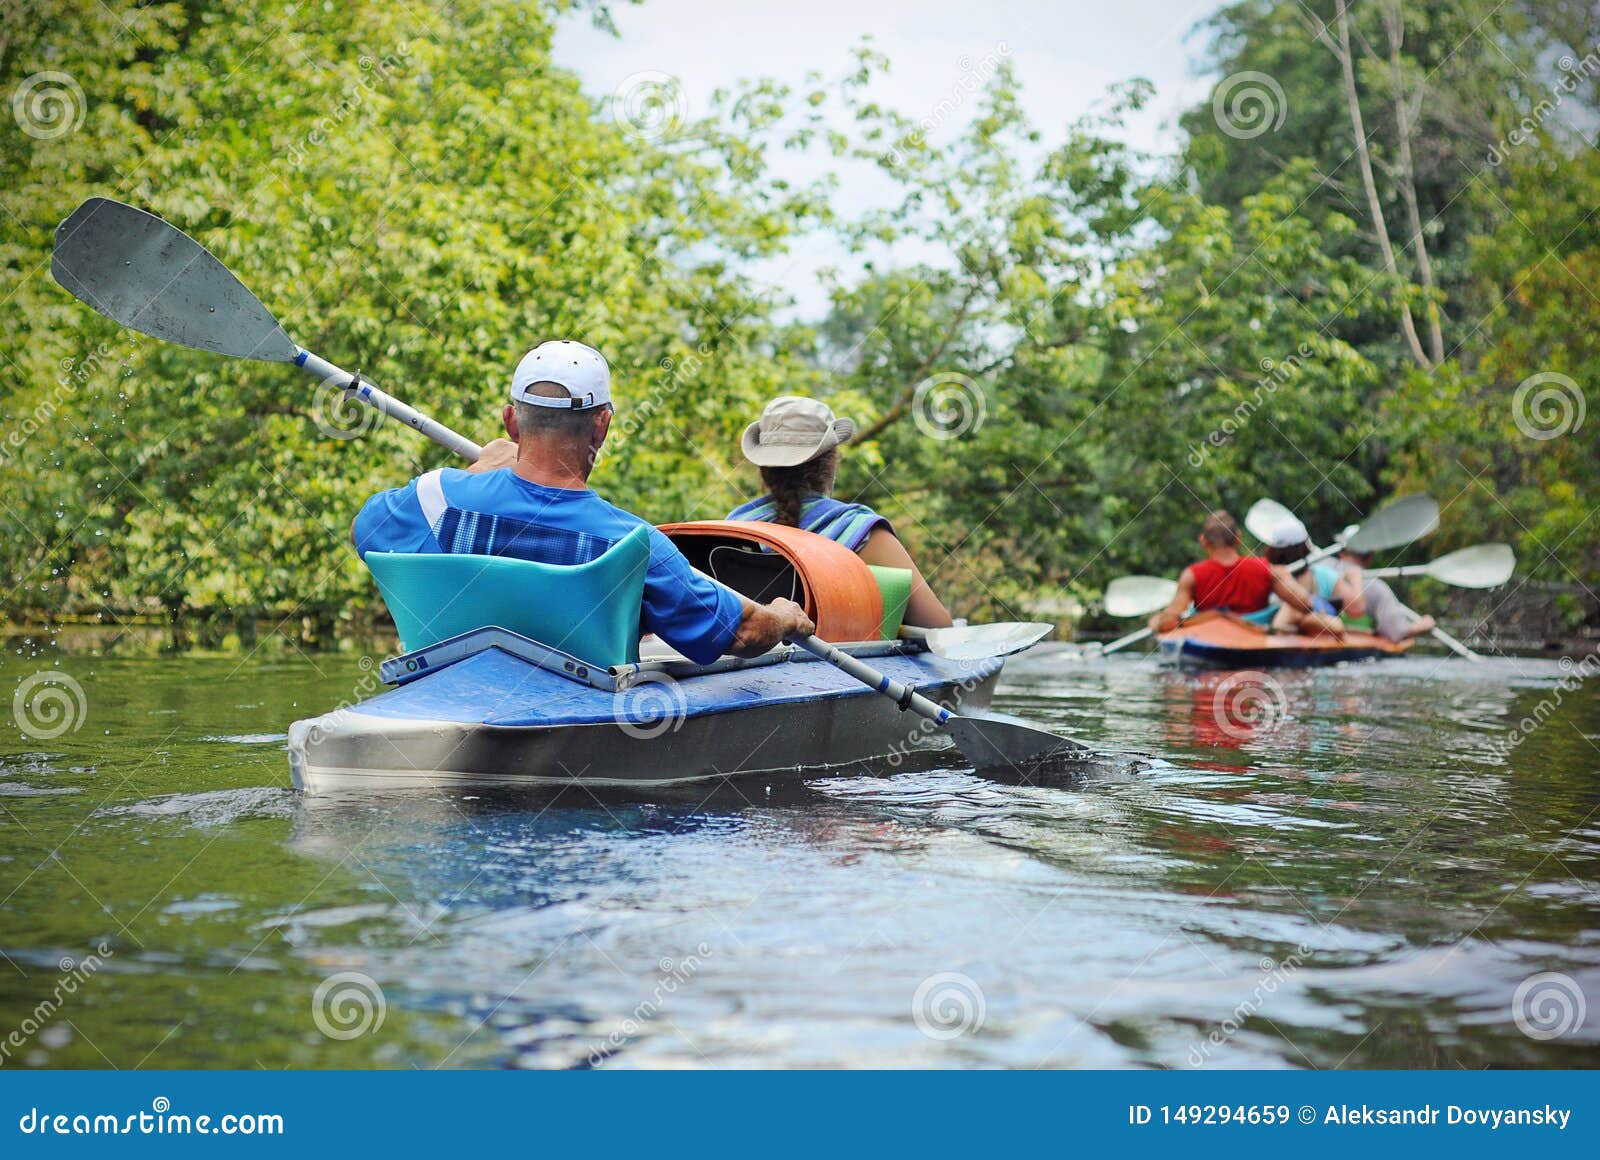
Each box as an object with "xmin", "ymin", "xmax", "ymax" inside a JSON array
[
  {"xmin": 364, "ymin": 524, "xmax": 651, "ymax": 665},
  {"xmin": 658, "ymin": 520, "xmax": 883, "ymax": 642}
]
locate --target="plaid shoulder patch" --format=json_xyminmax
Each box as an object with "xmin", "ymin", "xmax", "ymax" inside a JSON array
[{"xmin": 433, "ymin": 507, "xmax": 618, "ymax": 566}]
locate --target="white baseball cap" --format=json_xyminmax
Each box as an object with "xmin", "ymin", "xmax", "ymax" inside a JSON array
[
  {"xmin": 511, "ymin": 340, "xmax": 611, "ymax": 409},
  {"xmin": 1265, "ymin": 515, "xmax": 1310, "ymax": 549}
]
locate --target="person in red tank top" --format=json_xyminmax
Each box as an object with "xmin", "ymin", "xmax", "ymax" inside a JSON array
[{"xmin": 1148, "ymin": 510, "xmax": 1317, "ymax": 633}]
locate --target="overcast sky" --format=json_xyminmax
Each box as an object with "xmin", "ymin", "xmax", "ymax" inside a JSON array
[{"xmin": 554, "ymin": 0, "xmax": 1224, "ymax": 315}]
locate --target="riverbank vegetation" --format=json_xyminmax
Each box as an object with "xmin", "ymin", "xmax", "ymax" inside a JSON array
[{"xmin": 3, "ymin": 0, "xmax": 1595, "ymax": 637}]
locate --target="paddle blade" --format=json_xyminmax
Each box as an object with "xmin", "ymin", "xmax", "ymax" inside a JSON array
[
  {"xmin": 1245, "ymin": 498, "xmax": 1296, "ymax": 544},
  {"xmin": 1345, "ymin": 495, "xmax": 1438, "ymax": 552},
  {"xmin": 945, "ymin": 713, "xmax": 1089, "ymax": 773},
  {"xmin": 1105, "ymin": 575, "xmax": 1179, "ymax": 618},
  {"xmin": 912, "ymin": 622, "xmax": 1053, "ymax": 661},
  {"xmin": 1427, "ymin": 543, "xmax": 1515, "ymax": 588},
  {"xmin": 52, "ymin": 198, "xmax": 298, "ymax": 362}
]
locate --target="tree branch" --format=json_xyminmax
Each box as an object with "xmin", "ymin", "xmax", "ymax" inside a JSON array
[
  {"xmin": 1329, "ymin": 0, "xmax": 1433, "ymax": 371},
  {"xmin": 1383, "ymin": 0, "xmax": 1446, "ymax": 364}
]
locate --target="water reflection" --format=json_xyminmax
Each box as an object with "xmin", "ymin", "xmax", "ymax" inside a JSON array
[{"xmin": 1, "ymin": 646, "xmax": 1596, "ymax": 1068}]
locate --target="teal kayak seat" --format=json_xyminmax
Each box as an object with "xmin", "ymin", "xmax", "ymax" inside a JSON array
[{"xmin": 364, "ymin": 524, "xmax": 651, "ymax": 666}]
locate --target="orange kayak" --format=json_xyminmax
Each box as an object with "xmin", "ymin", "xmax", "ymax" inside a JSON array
[{"xmin": 1158, "ymin": 610, "xmax": 1412, "ymax": 670}]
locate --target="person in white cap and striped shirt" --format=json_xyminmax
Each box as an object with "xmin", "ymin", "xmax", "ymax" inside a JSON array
[{"xmin": 353, "ymin": 340, "xmax": 813, "ymax": 662}]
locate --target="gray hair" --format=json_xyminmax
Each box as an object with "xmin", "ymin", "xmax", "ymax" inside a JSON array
[{"xmin": 514, "ymin": 381, "xmax": 610, "ymax": 439}]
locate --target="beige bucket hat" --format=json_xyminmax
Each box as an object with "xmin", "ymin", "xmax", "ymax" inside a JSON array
[{"xmin": 740, "ymin": 396, "xmax": 857, "ymax": 468}]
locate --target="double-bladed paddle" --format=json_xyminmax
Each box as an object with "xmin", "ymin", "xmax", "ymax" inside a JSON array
[
  {"xmin": 1247, "ymin": 496, "xmax": 1482, "ymax": 660},
  {"xmin": 51, "ymin": 197, "xmax": 1078, "ymax": 774},
  {"xmin": 1366, "ymin": 544, "xmax": 1515, "ymax": 589}
]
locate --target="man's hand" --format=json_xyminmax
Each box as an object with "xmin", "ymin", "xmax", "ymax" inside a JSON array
[
  {"xmin": 766, "ymin": 597, "xmax": 815, "ymax": 641},
  {"xmin": 728, "ymin": 596, "xmax": 816, "ymax": 657},
  {"xmin": 467, "ymin": 438, "xmax": 519, "ymax": 474},
  {"xmin": 1148, "ymin": 610, "xmax": 1181, "ymax": 634}
]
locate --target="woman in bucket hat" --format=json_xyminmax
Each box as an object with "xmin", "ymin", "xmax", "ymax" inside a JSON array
[{"xmin": 727, "ymin": 396, "xmax": 952, "ymax": 628}]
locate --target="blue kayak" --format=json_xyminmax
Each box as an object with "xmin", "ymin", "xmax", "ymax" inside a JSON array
[{"xmin": 287, "ymin": 626, "xmax": 1003, "ymax": 793}]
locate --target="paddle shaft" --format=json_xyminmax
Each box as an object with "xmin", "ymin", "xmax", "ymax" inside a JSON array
[
  {"xmin": 293, "ymin": 348, "xmax": 483, "ymax": 461},
  {"xmin": 794, "ymin": 635, "xmax": 951, "ymax": 725}
]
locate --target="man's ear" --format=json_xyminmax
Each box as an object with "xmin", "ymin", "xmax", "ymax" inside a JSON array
[
  {"xmin": 503, "ymin": 403, "xmax": 519, "ymax": 441},
  {"xmin": 592, "ymin": 407, "xmax": 613, "ymax": 450}
]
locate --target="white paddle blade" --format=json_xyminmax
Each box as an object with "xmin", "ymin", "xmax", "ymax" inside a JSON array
[
  {"xmin": 1345, "ymin": 494, "xmax": 1439, "ymax": 552},
  {"xmin": 1105, "ymin": 576, "xmax": 1179, "ymax": 618},
  {"xmin": 1428, "ymin": 543, "xmax": 1515, "ymax": 588},
  {"xmin": 1245, "ymin": 498, "xmax": 1296, "ymax": 545},
  {"xmin": 910, "ymin": 622, "xmax": 1053, "ymax": 661},
  {"xmin": 52, "ymin": 198, "xmax": 298, "ymax": 362}
]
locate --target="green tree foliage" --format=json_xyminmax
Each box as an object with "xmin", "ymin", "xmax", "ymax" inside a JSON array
[{"xmin": 2, "ymin": 0, "xmax": 1594, "ymax": 633}]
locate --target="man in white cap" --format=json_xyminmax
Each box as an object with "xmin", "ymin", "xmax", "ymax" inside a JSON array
[{"xmin": 353, "ymin": 340, "xmax": 813, "ymax": 662}]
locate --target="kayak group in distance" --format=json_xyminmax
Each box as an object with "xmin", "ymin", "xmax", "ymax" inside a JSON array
[{"xmin": 1147, "ymin": 510, "xmax": 1438, "ymax": 644}]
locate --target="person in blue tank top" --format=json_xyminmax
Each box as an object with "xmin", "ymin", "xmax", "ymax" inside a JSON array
[
  {"xmin": 1262, "ymin": 515, "xmax": 1346, "ymax": 638},
  {"xmin": 728, "ymin": 396, "xmax": 952, "ymax": 628},
  {"xmin": 353, "ymin": 340, "xmax": 813, "ymax": 664}
]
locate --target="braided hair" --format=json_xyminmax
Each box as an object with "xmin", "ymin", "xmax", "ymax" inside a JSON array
[{"xmin": 758, "ymin": 451, "xmax": 838, "ymax": 528}]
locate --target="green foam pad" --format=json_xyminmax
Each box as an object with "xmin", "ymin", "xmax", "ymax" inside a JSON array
[{"xmin": 868, "ymin": 565, "xmax": 913, "ymax": 640}]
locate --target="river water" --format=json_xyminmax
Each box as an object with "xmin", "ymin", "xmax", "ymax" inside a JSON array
[{"xmin": 2, "ymin": 637, "xmax": 1597, "ymax": 1069}]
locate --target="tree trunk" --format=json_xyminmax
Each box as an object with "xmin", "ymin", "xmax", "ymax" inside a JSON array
[
  {"xmin": 1383, "ymin": 0, "xmax": 1446, "ymax": 364},
  {"xmin": 1324, "ymin": 0, "xmax": 1433, "ymax": 371}
]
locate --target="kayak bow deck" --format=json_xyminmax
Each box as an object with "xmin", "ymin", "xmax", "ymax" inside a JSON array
[
  {"xmin": 287, "ymin": 627, "xmax": 1002, "ymax": 793},
  {"xmin": 1158, "ymin": 610, "xmax": 1412, "ymax": 671}
]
